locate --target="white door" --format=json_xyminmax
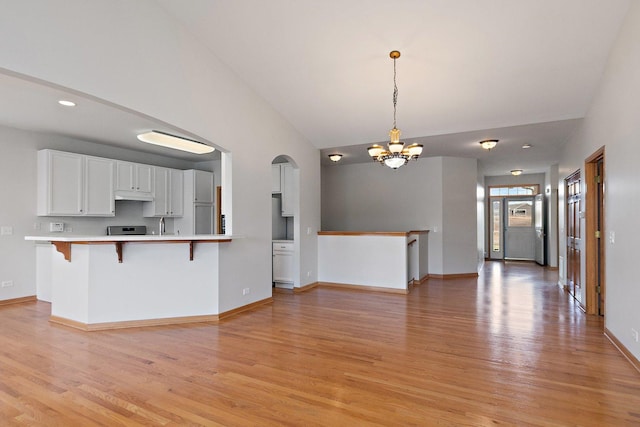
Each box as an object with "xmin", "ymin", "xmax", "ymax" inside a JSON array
[{"xmin": 504, "ymin": 197, "xmax": 536, "ymax": 260}]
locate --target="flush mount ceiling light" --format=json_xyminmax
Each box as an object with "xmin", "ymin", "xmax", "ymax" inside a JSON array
[
  {"xmin": 328, "ymin": 154, "xmax": 343, "ymax": 162},
  {"xmin": 479, "ymin": 139, "xmax": 498, "ymax": 150},
  {"xmin": 137, "ymin": 131, "xmax": 214, "ymax": 154},
  {"xmin": 522, "ymin": 143, "xmax": 532, "ymax": 149},
  {"xmin": 58, "ymin": 100, "xmax": 76, "ymax": 107},
  {"xmin": 367, "ymin": 50, "xmax": 423, "ymax": 169},
  {"xmin": 511, "ymin": 169, "xmax": 523, "ymax": 176}
]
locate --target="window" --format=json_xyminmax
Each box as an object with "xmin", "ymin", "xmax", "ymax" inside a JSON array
[
  {"xmin": 507, "ymin": 200, "xmax": 533, "ymax": 227},
  {"xmin": 489, "ymin": 185, "xmax": 539, "ymax": 197}
]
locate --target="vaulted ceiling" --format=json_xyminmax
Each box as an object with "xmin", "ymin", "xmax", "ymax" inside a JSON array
[
  {"xmin": 159, "ymin": 0, "xmax": 630, "ymax": 174},
  {"xmin": 0, "ymin": 1, "xmax": 631, "ymax": 174}
]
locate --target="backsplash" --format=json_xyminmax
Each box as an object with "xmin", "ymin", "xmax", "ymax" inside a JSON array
[{"xmin": 33, "ymin": 200, "xmax": 173, "ymax": 236}]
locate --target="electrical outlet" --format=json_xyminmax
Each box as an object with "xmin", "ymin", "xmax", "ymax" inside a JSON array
[
  {"xmin": 1, "ymin": 280, "xmax": 14, "ymax": 288},
  {"xmin": 1, "ymin": 226, "xmax": 13, "ymax": 236},
  {"xmin": 632, "ymin": 328, "xmax": 639, "ymax": 343},
  {"xmin": 242, "ymin": 288, "xmax": 250, "ymax": 296},
  {"xmin": 49, "ymin": 222, "xmax": 64, "ymax": 232}
]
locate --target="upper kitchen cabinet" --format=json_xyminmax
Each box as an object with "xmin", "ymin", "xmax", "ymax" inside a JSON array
[
  {"xmin": 189, "ymin": 169, "xmax": 214, "ymax": 203},
  {"xmin": 115, "ymin": 161, "xmax": 153, "ymax": 198},
  {"xmin": 37, "ymin": 149, "xmax": 115, "ymax": 216},
  {"xmin": 272, "ymin": 164, "xmax": 282, "ymax": 193},
  {"xmin": 272, "ymin": 162, "xmax": 294, "ymax": 216},
  {"xmin": 143, "ymin": 167, "xmax": 183, "ymax": 217},
  {"xmin": 84, "ymin": 156, "xmax": 115, "ymax": 216},
  {"xmin": 281, "ymin": 163, "xmax": 294, "ymax": 217}
]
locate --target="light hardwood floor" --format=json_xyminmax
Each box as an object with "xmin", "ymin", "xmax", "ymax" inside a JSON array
[{"xmin": 1, "ymin": 261, "xmax": 639, "ymax": 426}]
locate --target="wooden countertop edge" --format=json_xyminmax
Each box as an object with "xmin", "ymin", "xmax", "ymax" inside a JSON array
[{"xmin": 318, "ymin": 230, "xmax": 429, "ymax": 237}]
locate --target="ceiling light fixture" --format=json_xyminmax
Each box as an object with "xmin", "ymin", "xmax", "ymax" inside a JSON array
[
  {"xmin": 522, "ymin": 143, "xmax": 532, "ymax": 149},
  {"xmin": 367, "ymin": 50, "xmax": 422, "ymax": 169},
  {"xmin": 511, "ymin": 169, "xmax": 523, "ymax": 176},
  {"xmin": 58, "ymin": 100, "xmax": 76, "ymax": 107},
  {"xmin": 137, "ymin": 130, "xmax": 215, "ymax": 154},
  {"xmin": 328, "ymin": 154, "xmax": 343, "ymax": 162},
  {"xmin": 479, "ymin": 139, "xmax": 498, "ymax": 150}
]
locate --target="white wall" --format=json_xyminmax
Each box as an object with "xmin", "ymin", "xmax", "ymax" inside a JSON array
[
  {"xmin": 0, "ymin": 0, "xmax": 320, "ymax": 311},
  {"xmin": 321, "ymin": 156, "xmax": 478, "ymax": 275},
  {"xmin": 559, "ymin": 2, "xmax": 640, "ymax": 360}
]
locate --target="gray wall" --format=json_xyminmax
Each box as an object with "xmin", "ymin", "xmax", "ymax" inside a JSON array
[{"xmin": 321, "ymin": 156, "xmax": 478, "ymax": 275}]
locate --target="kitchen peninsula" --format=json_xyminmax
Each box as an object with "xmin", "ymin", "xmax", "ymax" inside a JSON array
[
  {"xmin": 25, "ymin": 234, "xmax": 232, "ymax": 330},
  {"xmin": 317, "ymin": 230, "xmax": 429, "ymax": 293}
]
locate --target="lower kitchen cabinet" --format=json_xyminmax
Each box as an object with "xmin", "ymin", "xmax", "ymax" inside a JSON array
[{"xmin": 272, "ymin": 241, "xmax": 294, "ymax": 285}]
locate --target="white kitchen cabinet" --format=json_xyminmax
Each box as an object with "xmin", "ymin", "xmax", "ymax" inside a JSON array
[
  {"xmin": 84, "ymin": 156, "xmax": 115, "ymax": 216},
  {"xmin": 281, "ymin": 163, "xmax": 294, "ymax": 217},
  {"xmin": 191, "ymin": 169, "xmax": 214, "ymax": 203},
  {"xmin": 143, "ymin": 167, "xmax": 183, "ymax": 217},
  {"xmin": 175, "ymin": 170, "xmax": 213, "ymax": 234},
  {"xmin": 38, "ymin": 150, "xmax": 84, "ymax": 215},
  {"xmin": 273, "ymin": 241, "xmax": 294, "ymax": 285},
  {"xmin": 169, "ymin": 168, "xmax": 184, "ymax": 216},
  {"xmin": 115, "ymin": 161, "xmax": 153, "ymax": 195},
  {"xmin": 271, "ymin": 164, "xmax": 282, "ymax": 193},
  {"xmin": 37, "ymin": 150, "xmax": 114, "ymax": 216}
]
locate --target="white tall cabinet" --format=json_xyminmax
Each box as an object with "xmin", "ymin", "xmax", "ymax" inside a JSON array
[{"xmin": 175, "ymin": 170, "xmax": 214, "ymax": 234}]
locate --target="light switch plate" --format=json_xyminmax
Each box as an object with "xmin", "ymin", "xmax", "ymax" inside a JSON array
[{"xmin": 0, "ymin": 226, "xmax": 13, "ymax": 236}]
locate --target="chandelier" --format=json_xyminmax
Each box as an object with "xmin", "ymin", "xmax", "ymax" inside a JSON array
[{"xmin": 367, "ymin": 50, "xmax": 423, "ymax": 169}]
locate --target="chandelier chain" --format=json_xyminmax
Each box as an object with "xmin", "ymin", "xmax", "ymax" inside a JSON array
[{"xmin": 393, "ymin": 56, "xmax": 398, "ymax": 129}]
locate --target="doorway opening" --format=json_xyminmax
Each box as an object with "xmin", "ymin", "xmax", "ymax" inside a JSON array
[
  {"xmin": 585, "ymin": 147, "xmax": 605, "ymax": 316},
  {"xmin": 271, "ymin": 155, "xmax": 298, "ymax": 290},
  {"xmin": 488, "ymin": 184, "xmax": 542, "ymax": 262}
]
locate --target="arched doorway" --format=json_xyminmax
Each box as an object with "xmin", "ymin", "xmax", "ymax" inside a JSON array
[{"xmin": 271, "ymin": 155, "xmax": 298, "ymax": 289}]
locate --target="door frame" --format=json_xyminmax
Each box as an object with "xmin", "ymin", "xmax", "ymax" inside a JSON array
[{"xmin": 585, "ymin": 147, "xmax": 605, "ymax": 316}]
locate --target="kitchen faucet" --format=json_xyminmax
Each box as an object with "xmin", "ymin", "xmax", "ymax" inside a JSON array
[{"xmin": 159, "ymin": 217, "xmax": 165, "ymax": 236}]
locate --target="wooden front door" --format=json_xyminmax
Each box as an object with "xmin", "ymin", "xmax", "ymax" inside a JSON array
[{"xmin": 566, "ymin": 170, "xmax": 583, "ymax": 307}]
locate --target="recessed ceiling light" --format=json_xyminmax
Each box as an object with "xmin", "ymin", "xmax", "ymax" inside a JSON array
[
  {"xmin": 522, "ymin": 143, "xmax": 532, "ymax": 149},
  {"xmin": 58, "ymin": 100, "xmax": 76, "ymax": 107}
]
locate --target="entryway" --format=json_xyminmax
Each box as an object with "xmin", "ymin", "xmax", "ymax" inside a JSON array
[{"xmin": 489, "ymin": 185, "xmax": 543, "ymax": 263}]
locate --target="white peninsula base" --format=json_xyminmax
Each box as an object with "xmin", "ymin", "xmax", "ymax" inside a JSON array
[{"xmin": 26, "ymin": 235, "xmax": 232, "ymax": 330}]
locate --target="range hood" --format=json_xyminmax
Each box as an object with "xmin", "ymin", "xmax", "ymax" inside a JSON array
[{"xmin": 114, "ymin": 190, "xmax": 154, "ymax": 202}]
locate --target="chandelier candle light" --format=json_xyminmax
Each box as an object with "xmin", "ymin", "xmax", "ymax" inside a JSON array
[{"xmin": 367, "ymin": 50, "xmax": 423, "ymax": 169}]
